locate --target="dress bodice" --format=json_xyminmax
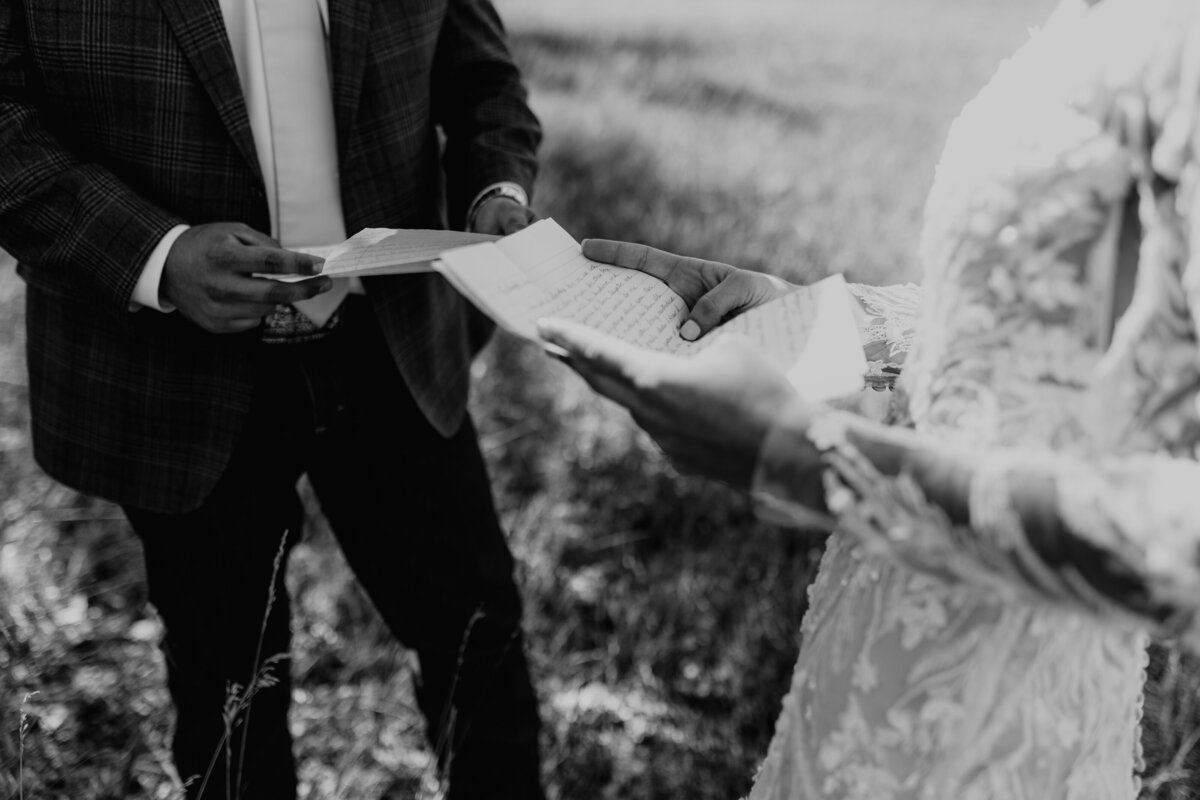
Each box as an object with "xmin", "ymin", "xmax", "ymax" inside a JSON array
[{"xmin": 907, "ymin": 0, "xmax": 1200, "ymax": 462}]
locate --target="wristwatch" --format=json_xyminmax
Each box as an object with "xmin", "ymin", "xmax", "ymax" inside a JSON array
[{"xmin": 466, "ymin": 182, "xmax": 529, "ymax": 232}]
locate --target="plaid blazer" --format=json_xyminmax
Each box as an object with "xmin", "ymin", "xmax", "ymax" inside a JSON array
[{"xmin": 0, "ymin": 0, "xmax": 540, "ymax": 513}]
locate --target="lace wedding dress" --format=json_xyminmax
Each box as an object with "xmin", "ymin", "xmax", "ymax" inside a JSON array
[{"xmin": 749, "ymin": 1, "xmax": 1200, "ymax": 797}]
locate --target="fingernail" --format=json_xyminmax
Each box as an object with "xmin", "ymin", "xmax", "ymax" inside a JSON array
[
  {"xmin": 680, "ymin": 320, "xmax": 700, "ymax": 341},
  {"xmin": 542, "ymin": 342, "xmax": 570, "ymax": 361},
  {"xmin": 318, "ymin": 280, "xmax": 332, "ymax": 294}
]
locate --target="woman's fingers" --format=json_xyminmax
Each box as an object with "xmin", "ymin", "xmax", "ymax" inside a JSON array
[
  {"xmin": 538, "ymin": 318, "xmax": 640, "ymax": 375},
  {"xmin": 682, "ymin": 276, "xmax": 754, "ymax": 340},
  {"xmin": 538, "ymin": 318, "xmax": 651, "ymax": 387},
  {"xmin": 539, "ymin": 318, "xmax": 795, "ymax": 489},
  {"xmin": 581, "ymin": 239, "xmax": 657, "ymax": 272},
  {"xmin": 583, "ymin": 239, "xmax": 793, "ymax": 341},
  {"xmin": 681, "ymin": 272, "xmax": 793, "ymax": 340},
  {"xmin": 537, "ymin": 318, "xmax": 681, "ymax": 419},
  {"xmin": 582, "ymin": 239, "xmax": 734, "ymax": 304}
]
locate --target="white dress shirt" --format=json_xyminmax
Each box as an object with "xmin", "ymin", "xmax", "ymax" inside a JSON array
[{"xmin": 133, "ymin": 0, "xmax": 339, "ymax": 311}]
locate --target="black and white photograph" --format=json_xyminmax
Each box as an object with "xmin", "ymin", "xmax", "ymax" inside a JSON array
[{"xmin": 3, "ymin": 0, "xmax": 1200, "ymax": 798}]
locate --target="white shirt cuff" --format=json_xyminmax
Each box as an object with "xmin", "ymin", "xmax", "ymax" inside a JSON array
[{"xmin": 130, "ymin": 225, "xmax": 188, "ymax": 312}]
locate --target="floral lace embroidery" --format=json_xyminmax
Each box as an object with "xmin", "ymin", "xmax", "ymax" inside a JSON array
[
  {"xmin": 748, "ymin": 2, "xmax": 1200, "ymax": 798},
  {"xmin": 848, "ymin": 283, "xmax": 920, "ymax": 392}
]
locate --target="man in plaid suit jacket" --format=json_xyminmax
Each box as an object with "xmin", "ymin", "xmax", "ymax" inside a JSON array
[{"xmin": 0, "ymin": 0, "xmax": 544, "ymax": 797}]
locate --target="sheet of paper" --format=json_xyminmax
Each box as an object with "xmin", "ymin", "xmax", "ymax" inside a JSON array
[
  {"xmin": 268, "ymin": 228, "xmax": 497, "ymax": 282},
  {"xmin": 292, "ymin": 243, "xmax": 342, "ymax": 260},
  {"xmin": 320, "ymin": 228, "xmax": 496, "ymax": 276},
  {"xmin": 436, "ymin": 220, "xmax": 689, "ymax": 345},
  {"xmin": 436, "ymin": 219, "xmax": 867, "ymax": 400},
  {"xmin": 713, "ymin": 275, "xmax": 868, "ymax": 401}
]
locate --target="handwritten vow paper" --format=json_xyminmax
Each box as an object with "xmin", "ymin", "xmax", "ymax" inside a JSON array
[
  {"xmin": 435, "ymin": 220, "xmax": 866, "ymax": 401},
  {"xmin": 270, "ymin": 228, "xmax": 495, "ymax": 281},
  {"xmin": 318, "ymin": 228, "xmax": 496, "ymax": 277},
  {"xmin": 276, "ymin": 219, "xmax": 865, "ymax": 399}
]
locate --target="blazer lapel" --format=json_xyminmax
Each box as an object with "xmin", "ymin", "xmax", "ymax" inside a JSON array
[
  {"xmin": 328, "ymin": 0, "xmax": 373, "ymax": 158},
  {"xmin": 157, "ymin": 0, "xmax": 263, "ymax": 183}
]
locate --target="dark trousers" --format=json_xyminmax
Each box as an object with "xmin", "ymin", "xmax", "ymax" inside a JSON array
[{"xmin": 124, "ymin": 297, "xmax": 543, "ymax": 800}]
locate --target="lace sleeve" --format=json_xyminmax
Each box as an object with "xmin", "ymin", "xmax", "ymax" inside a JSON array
[
  {"xmin": 1054, "ymin": 455, "xmax": 1200, "ymax": 647},
  {"xmin": 804, "ymin": 423, "xmax": 1200, "ymax": 648},
  {"xmin": 751, "ymin": 283, "xmax": 921, "ymax": 526},
  {"xmin": 846, "ymin": 283, "xmax": 921, "ymax": 392}
]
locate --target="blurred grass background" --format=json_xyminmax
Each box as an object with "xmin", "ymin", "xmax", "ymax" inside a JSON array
[{"xmin": 4, "ymin": 0, "xmax": 1200, "ymax": 797}]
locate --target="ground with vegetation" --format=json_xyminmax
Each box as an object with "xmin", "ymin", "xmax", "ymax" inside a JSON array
[{"xmin": 4, "ymin": 0, "xmax": 1200, "ymax": 797}]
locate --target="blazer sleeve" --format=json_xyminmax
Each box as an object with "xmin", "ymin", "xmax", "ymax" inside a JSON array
[
  {"xmin": 0, "ymin": 2, "xmax": 183, "ymax": 315},
  {"xmin": 430, "ymin": 0, "xmax": 541, "ymax": 230}
]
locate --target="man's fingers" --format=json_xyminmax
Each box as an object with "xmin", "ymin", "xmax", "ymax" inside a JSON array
[
  {"xmin": 263, "ymin": 276, "xmax": 332, "ymax": 304},
  {"xmin": 228, "ymin": 224, "xmax": 278, "ymax": 248},
  {"xmin": 223, "ymin": 301, "xmax": 279, "ymax": 320},
  {"xmin": 224, "ymin": 317, "xmax": 267, "ymax": 334},
  {"xmin": 499, "ymin": 205, "xmax": 539, "ymax": 235},
  {"xmin": 217, "ymin": 275, "xmax": 333, "ymax": 306},
  {"xmin": 214, "ymin": 224, "xmax": 325, "ymax": 275},
  {"xmin": 241, "ymin": 246, "xmax": 324, "ymax": 276}
]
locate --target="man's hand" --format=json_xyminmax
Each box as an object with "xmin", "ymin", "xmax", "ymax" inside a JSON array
[
  {"xmin": 160, "ymin": 222, "xmax": 332, "ymax": 334},
  {"xmin": 471, "ymin": 197, "xmax": 539, "ymax": 236},
  {"xmin": 538, "ymin": 318, "xmax": 813, "ymax": 489},
  {"xmin": 581, "ymin": 239, "xmax": 794, "ymax": 342}
]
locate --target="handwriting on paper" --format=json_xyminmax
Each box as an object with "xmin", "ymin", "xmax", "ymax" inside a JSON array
[{"xmin": 435, "ymin": 219, "xmax": 866, "ymax": 400}]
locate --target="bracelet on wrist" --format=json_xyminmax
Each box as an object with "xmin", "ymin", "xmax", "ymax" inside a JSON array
[{"xmin": 466, "ymin": 183, "xmax": 529, "ymax": 232}]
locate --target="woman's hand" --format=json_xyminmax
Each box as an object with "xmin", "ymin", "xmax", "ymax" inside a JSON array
[
  {"xmin": 581, "ymin": 239, "xmax": 794, "ymax": 341},
  {"xmin": 538, "ymin": 318, "xmax": 814, "ymax": 489}
]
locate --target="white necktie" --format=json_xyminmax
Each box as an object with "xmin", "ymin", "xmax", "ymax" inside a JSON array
[{"xmin": 256, "ymin": 0, "xmax": 349, "ymax": 326}]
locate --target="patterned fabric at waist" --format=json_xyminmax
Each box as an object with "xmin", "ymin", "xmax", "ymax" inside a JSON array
[{"xmin": 259, "ymin": 302, "xmax": 345, "ymax": 345}]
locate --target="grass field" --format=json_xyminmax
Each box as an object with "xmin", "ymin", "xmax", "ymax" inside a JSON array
[{"xmin": 4, "ymin": 0, "xmax": 1200, "ymax": 797}]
